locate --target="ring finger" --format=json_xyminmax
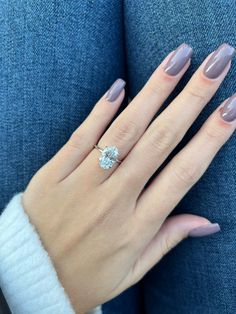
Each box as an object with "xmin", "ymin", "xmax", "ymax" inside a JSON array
[{"xmin": 71, "ymin": 43, "xmax": 193, "ymax": 184}]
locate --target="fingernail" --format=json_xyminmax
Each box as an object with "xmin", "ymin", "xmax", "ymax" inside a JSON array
[
  {"xmin": 105, "ymin": 78, "xmax": 126, "ymax": 102},
  {"xmin": 164, "ymin": 43, "xmax": 193, "ymax": 76},
  {"xmin": 203, "ymin": 43, "xmax": 235, "ymax": 79},
  {"xmin": 220, "ymin": 94, "xmax": 236, "ymax": 122},
  {"xmin": 188, "ymin": 223, "xmax": 220, "ymax": 238}
]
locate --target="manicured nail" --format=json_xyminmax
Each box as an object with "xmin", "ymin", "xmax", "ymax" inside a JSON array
[
  {"xmin": 203, "ymin": 43, "xmax": 235, "ymax": 79},
  {"xmin": 164, "ymin": 43, "xmax": 193, "ymax": 76},
  {"xmin": 105, "ymin": 78, "xmax": 126, "ymax": 102},
  {"xmin": 220, "ymin": 94, "xmax": 236, "ymax": 122},
  {"xmin": 188, "ymin": 223, "xmax": 220, "ymax": 238}
]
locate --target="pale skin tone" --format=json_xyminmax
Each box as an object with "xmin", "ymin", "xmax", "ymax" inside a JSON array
[{"xmin": 22, "ymin": 47, "xmax": 235, "ymax": 313}]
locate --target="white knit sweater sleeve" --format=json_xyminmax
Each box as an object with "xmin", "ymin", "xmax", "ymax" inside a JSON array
[{"xmin": 0, "ymin": 193, "xmax": 102, "ymax": 314}]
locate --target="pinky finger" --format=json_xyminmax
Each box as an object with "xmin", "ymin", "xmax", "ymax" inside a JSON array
[
  {"xmin": 41, "ymin": 78, "xmax": 126, "ymax": 183},
  {"xmin": 130, "ymin": 214, "xmax": 219, "ymax": 284}
]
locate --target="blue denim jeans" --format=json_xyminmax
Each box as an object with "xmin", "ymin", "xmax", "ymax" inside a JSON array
[{"xmin": 0, "ymin": 1, "xmax": 235, "ymax": 313}]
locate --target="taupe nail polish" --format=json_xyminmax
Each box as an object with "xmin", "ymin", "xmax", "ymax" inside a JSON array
[
  {"xmin": 188, "ymin": 223, "xmax": 220, "ymax": 238},
  {"xmin": 164, "ymin": 43, "xmax": 193, "ymax": 76},
  {"xmin": 105, "ymin": 78, "xmax": 126, "ymax": 102},
  {"xmin": 220, "ymin": 94, "xmax": 236, "ymax": 122},
  {"xmin": 203, "ymin": 43, "xmax": 235, "ymax": 79}
]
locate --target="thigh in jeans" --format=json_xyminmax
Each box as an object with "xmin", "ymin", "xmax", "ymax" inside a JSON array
[{"xmin": 120, "ymin": 1, "xmax": 235, "ymax": 313}]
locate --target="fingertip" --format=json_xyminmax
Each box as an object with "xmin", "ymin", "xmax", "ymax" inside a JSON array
[
  {"xmin": 104, "ymin": 78, "xmax": 126, "ymax": 103},
  {"xmin": 218, "ymin": 93, "xmax": 236, "ymax": 125},
  {"xmin": 188, "ymin": 222, "xmax": 221, "ymax": 238},
  {"xmin": 161, "ymin": 43, "xmax": 193, "ymax": 78}
]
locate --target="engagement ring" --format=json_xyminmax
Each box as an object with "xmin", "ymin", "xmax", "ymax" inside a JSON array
[{"xmin": 94, "ymin": 144, "xmax": 121, "ymax": 169}]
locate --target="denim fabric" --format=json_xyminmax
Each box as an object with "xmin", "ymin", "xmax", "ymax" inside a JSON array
[
  {"xmin": 0, "ymin": 0, "xmax": 126, "ymax": 210},
  {"xmin": 0, "ymin": 0, "xmax": 236, "ymax": 314}
]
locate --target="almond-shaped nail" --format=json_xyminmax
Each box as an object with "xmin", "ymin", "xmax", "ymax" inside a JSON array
[
  {"xmin": 203, "ymin": 43, "xmax": 235, "ymax": 79},
  {"xmin": 164, "ymin": 43, "xmax": 193, "ymax": 76},
  {"xmin": 188, "ymin": 223, "xmax": 220, "ymax": 238},
  {"xmin": 105, "ymin": 78, "xmax": 126, "ymax": 102},
  {"xmin": 220, "ymin": 94, "xmax": 236, "ymax": 122}
]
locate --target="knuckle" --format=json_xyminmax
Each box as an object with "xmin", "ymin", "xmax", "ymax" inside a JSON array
[
  {"xmin": 150, "ymin": 123, "xmax": 176, "ymax": 153},
  {"xmin": 119, "ymin": 170, "xmax": 138, "ymax": 189},
  {"xmin": 204, "ymin": 124, "xmax": 226, "ymax": 144},
  {"xmin": 172, "ymin": 158, "xmax": 202, "ymax": 186},
  {"xmin": 146, "ymin": 81, "xmax": 166, "ymax": 97},
  {"xmin": 160, "ymin": 232, "xmax": 180, "ymax": 258},
  {"xmin": 161, "ymin": 234, "xmax": 173, "ymax": 256},
  {"xmin": 184, "ymin": 87, "xmax": 208, "ymax": 103},
  {"xmin": 114, "ymin": 120, "xmax": 139, "ymax": 145},
  {"xmin": 68, "ymin": 128, "xmax": 86, "ymax": 149}
]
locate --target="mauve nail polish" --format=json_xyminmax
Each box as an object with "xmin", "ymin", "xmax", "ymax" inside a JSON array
[
  {"xmin": 203, "ymin": 43, "xmax": 235, "ymax": 79},
  {"xmin": 105, "ymin": 78, "xmax": 126, "ymax": 102},
  {"xmin": 188, "ymin": 223, "xmax": 220, "ymax": 238},
  {"xmin": 220, "ymin": 94, "xmax": 236, "ymax": 122},
  {"xmin": 164, "ymin": 43, "xmax": 193, "ymax": 76}
]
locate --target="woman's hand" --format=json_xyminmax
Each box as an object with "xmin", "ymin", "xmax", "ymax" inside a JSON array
[{"xmin": 22, "ymin": 43, "xmax": 235, "ymax": 313}]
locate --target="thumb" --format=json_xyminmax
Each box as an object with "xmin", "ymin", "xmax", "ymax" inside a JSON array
[{"xmin": 131, "ymin": 214, "xmax": 220, "ymax": 284}]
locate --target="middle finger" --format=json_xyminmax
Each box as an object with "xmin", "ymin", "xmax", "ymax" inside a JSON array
[{"xmin": 112, "ymin": 43, "xmax": 235, "ymax": 195}]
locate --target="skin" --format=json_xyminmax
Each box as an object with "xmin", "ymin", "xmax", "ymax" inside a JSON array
[{"xmin": 22, "ymin": 47, "xmax": 235, "ymax": 313}]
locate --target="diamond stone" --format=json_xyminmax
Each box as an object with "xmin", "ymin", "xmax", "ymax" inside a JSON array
[{"xmin": 99, "ymin": 146, "xmax": 119, "ymax": 169}]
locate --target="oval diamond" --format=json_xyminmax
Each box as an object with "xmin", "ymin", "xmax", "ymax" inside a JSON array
[{"xmin": 99, "ymin": 146, "xmax": 119, "ymax": 169}]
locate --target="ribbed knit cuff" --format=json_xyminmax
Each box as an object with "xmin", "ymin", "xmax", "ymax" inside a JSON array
[{"xmin": 0, "ymin": 193, "xmax": 102, "ymax": 314}]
